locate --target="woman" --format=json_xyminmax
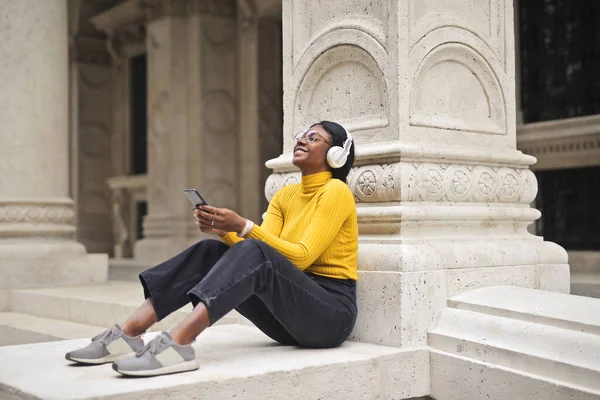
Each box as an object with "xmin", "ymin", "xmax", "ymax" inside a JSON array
[{"xmin": 65, "ymin": 121, "xmax": 358, "ymax": 377}]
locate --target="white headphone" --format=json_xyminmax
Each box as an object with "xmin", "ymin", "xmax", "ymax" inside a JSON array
[{"xmin": 326, "ymin": 127, "xmax": 353, "ymax": 169}]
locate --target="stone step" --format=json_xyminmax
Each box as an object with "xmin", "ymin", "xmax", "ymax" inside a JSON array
[
  {"xmin": 428, "ymin": 286, "xmax": 600, "ymax": 399},
  {"xmin": 447, "ymin": 285, "xmax": 600, "ymax": 334},
  {"xmin": 0, "ymin": 324, "xmax": 428, "ymax": 400},
  {"xmin": 108, "ymin": 259, "xmax": 151, "ymax": 282},
  {"xmin": 0, "ymin": 312, "xmax": 104, "ymax": 346},
  {"xmin": 571, "ymin": 273, "xmax": 600, "ymax": 299},
  {"xmin": 9, "ymin": 282, "xmax": 239, "ymax": 333}
]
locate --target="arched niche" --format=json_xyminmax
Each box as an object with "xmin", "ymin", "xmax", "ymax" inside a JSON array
[
  {"xmin": 293, "ymin": 44, "xmax": 389, "ymax": 139},
  {"xmin": 410, "ymin": 42, "xmax": 506, "ymax": 135}
]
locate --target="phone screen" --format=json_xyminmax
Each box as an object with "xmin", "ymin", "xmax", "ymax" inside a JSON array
[{"xmin": 184, "ymin": 189, "xmax": 208, "ymax": 208}]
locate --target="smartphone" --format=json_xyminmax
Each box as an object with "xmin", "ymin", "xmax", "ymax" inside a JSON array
[{"xmin": 184, "ymin": 189, "xmax": 208, "ymax": 208}]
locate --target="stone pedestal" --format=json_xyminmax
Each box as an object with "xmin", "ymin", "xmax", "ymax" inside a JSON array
[
  {"xmin": 0, "ymin": 0, "xmax": 107, "ymax": 292},
  {"xmin": 134, "ymin": 0, "xmax": 239, "ymax": 263},
  {"xmin": 266, "ymin": 0, "xmax": 569, "ymax": 349}
]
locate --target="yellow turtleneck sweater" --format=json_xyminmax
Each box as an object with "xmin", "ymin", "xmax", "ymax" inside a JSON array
[{"xmin": 221, "ymin": 171, "xmax": 358, "ymax": 280}]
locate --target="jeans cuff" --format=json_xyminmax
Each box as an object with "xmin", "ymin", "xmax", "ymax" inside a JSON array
[{"xmin": 187, "ymin": 289, "xmax": 223, "ymax": 326}]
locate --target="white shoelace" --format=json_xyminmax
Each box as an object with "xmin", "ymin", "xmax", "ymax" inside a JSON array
[
  {"xmin": 136, "ymin": 333, "xmax": 168, "ymax": 357},
  {"xmin": 92, "ymin": 326, "xmax": 120, "ymax": 345}
]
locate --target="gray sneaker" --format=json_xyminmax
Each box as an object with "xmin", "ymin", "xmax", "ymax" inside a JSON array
[
  {"xmin": 65, "ymin": 325, "xmax": 144, "ymax": 365},
  {"xmin": 112, "ymin": 332, "xmax": 198, "ymax": 377}
]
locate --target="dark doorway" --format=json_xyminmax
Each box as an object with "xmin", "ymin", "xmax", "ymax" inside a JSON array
[
  {"xmin": 130, "ymin": 53, "xmax": 148, "ymax": 175},
  {"xmin": 536, "ymin": 166, "xmax": 600, "ymax": 250}
]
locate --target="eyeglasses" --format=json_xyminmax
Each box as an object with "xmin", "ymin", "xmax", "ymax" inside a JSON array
[{"xmin": 293, "ymin": 130, "xmax": 332, "ymax": 145}]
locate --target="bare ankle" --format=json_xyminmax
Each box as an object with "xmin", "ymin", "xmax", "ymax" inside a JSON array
[
  {"xmin": 121, "ymin": 322, "xmax": 144, "ymax": 337},
  {"xmin": 170, "ymin": 330, "xmax": 194, "ymax": 346}
]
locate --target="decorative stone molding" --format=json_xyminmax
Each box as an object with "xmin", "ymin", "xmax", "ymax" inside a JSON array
[
  {"xmin": 409, "ymin": 41, "xmax": 506, "ymax": 135},
  {"xmin": 523, "ymin": 138, "xmax": 600, "ymax": 156},
  {"xmin": 91, "ymin": 1, "xmax": 146, "ymax": 39},
  {"xmin": 399, "ymin": 163, "xmax": 536, "ymax": 204},
  {"xmin": 517, "ymin": 114, "xmax": 600, "ymax": 170},
  {"xmin": 187, "ymin": 0, "xmax": 236, "ymax": 18},
  {"xmin": 143, "ymin": 0, "xmax": 187, "ymax": 20},
  {"xmin": 90, "ymin": 0, "xmax": 147, "ymax": 64},
  {"xmin": 0, "ymin": 200, "xmax": 75, "ymax": 238},
  {"xmin": 142, "ymin": 0, "xmax": 236, "ymax": 21},
  {"xmin": 264, "ymin": 162, "xmax": 537, "ymax": 205},
  {"xmin": 264, "ymin": 173, "xmax": 300, "ymax": 202},
  {"xmin": 290, "ymin": 34, "xmax": 391, "ymax": 145},
  {"xmin": 113, "ymin": 23, "xmax": 146, "ymax": 48},
  {"xmin": 0, "ymin": 203, "xmax": 75, "ymax": 225},
  {"xmin": 407, "ymin": 0, "xmax": 506, "ymax": 67}
]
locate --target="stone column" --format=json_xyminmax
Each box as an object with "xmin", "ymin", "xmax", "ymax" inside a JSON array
[
  {"xmin": 267, "ymin": 0, "xmax": 569, "ymax": 352},
  {"xmin": 70, "ymin": 38, "xmax": 114, "ymax": 255},
  {"xmin": 134, "ymin": 0, "xmax": 239, "ymax": 262},
  {"xmin": 237, "ymin": 1, "xmax": 284, "ymax": 223},
  {"xmin": 0, "ymin": 0, "xmax": 107, "ymax": 293}
]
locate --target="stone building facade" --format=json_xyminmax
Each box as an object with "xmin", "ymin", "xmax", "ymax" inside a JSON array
[
  {"xmin": 1, "ymin": 1, "xmax": 600, "ymax": 398},
  {"xmin": 0, "ymin": 0, "xmax": 598, "ymax": 288},
  {"xmin": 59, "ymin": 0, "xmax": 600, "ymax": 294},
  {"xmin": 70, "ymin": 0, "xmax": 284, "ymax": 265}
]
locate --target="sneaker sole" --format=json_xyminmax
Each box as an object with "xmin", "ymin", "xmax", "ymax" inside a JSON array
[
  {"xmin": 65, "ymin": 352, "xmax": 134, "ymax": 365},
  {"xmin": 112, "ymin": 360, "xmax": 199, "ymax": 377}
]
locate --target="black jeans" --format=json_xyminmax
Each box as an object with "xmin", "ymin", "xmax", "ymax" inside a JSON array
[{"xmin": 139, "ymin": 239, "xmax": 357, "ymax": 348}]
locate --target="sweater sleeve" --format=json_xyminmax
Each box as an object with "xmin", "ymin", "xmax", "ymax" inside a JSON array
[
  {"xmin": 220, "ymin": 232, "xmax": 243, "ymax": 246},
  {"xmin": 220, "ymin": 190, "xmax": 285, "ymax": 247},
  {"xmin": 246, "ymin": 181, "xmax": 353, "ymax": 270}
]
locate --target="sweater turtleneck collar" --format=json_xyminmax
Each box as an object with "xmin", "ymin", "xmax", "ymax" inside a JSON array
[{"xmin": 301, "ymin": 171, "xmax": 332, "ymax": 194}]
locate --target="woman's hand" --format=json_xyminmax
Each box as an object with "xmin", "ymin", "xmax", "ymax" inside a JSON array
[
  {"xmin": 193, "ymin": 205, "xmax": 247, "ymax": 236},
  {"xmin": 193, "ymin": 208, "xmax": 226, "ymax": 236}
]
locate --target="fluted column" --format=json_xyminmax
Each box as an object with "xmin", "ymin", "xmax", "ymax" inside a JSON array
[{"xmin": 0, "ymin": 0, "xmax": 107, "ymax": 290}]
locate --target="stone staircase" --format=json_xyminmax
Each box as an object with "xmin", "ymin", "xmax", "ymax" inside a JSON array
[
  {"xmin": 0, "ymin": 324, "xmax": 426, "ymax": 400},
  {"xmin": 0, "ymin": 262, "xmax": 428, "ymax": 399},
  {"xmin": 428, "ymin": 286, "xmax": 600, "ymax": 399},
  {"xmin": 2, "ymin": 262, "xmax": 600, "ymax": 399},
  {"xmin": 0, "ymin": 279, "xmax": 241, "ymax": 347},
  {"xmin": 0, "ymin": 257, "xmax": 239, "ymax": 346}
]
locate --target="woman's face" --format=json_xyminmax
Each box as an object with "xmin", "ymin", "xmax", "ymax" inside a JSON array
[{"xmin": 292, "ymin": 124, "xmax": 333, "ymax": 173}]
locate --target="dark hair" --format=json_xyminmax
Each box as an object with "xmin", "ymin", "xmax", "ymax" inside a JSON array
[{"xmin": 312, "ymin": 120, "xmax": 355, "ymax": 183}]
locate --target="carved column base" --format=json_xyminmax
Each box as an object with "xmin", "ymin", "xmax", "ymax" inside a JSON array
[
  {"xmin": 0, "ymin": 199, "xmax": 76, "ymax": 240},
  {"xmin": 265, "ymin": 146, "xmax": 569, "ymax": 347},
  {"xmin": 0, "ymin": 198, "xmax": 109, "ymax": 290},
  {"xmin": 352, "ymin": 241, "xmax": 568, "ymax": 347}
]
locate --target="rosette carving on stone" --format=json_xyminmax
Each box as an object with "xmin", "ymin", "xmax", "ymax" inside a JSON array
[
  {"xmin": 405, "ymin": 163, "xmax": 531, "ymax": 203},
  {"xmin": 348, "ymin": 164, "xmax": 401, "ymax": 203},
  {"xmin": 264, "ymin": 173, "xmax": 301, "ymax": 202},
  {"xmin": 0, "ymin": 205, "xmax": 75, "ymax": 224},
  {"xmin": 265, "ymin": 162, "xmax": 535, "ymax": 205},
  {"xmin": 357, "ymin": 170, "xmax": 377, "ymax": 197}
]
